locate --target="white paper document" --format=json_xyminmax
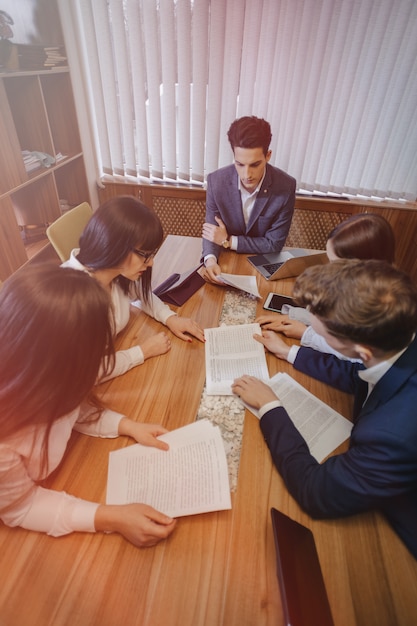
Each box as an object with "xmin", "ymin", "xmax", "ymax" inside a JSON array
[
  {"xmin": 217, "ymin": 273, "xmax": 260, "ymax": 298},
  {"xmin": 243, "ymin": 372, "xmax": 353, "ymax": 462},
  {"xmin": 106, "ymin": 419, "xmax": 231, "ymax": 518},
  {"xmin": 204, "ymin": 323, "xmax": 270, "ymax": 395}
]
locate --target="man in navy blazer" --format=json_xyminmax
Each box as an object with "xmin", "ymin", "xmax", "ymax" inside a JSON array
[
  {"xmin": 232, "ymin": 259, "xmax": 417, "ymax": 559},
  {"xmin": 202, "ymin": 116, "xmax": 295, "ymax": 282}
]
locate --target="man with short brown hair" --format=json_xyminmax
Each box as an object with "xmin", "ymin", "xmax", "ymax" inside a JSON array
[
  {"xmin": 202, "ymin": 116, "xmax": 295, "ymax": 282},
  {"xmin": 233, "ymin": 259, "xmax": 417, "ymax": 559}
]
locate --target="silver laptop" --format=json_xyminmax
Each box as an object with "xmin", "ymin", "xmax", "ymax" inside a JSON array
[{"xmin": 247, "ymin": 247, "xmax": 327, "ymax": 280}]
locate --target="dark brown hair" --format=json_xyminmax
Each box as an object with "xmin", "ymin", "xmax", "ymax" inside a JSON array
[
  {"xmin": 328, "ymin": 213, "xmax": 395, "ymax": 264},
  {"xmin": 77, "ymin": 195, "xmax": 164, "ymax": 304},
  {"xmin": 227, "ymin": 116, "xmax": 272, "ymax": 156},
  {"xmin": 0, "ymin": 264, "xmax": 115, "ymax": 443}
]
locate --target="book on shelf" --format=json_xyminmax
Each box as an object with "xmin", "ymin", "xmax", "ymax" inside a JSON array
[
  {"xmin": 21, "ymin": 150, "xmax": 42, "ymax": 173},
  {"xmin": 242, "ymin": 371, "xmax": 353, "ymax": 462},
  {"xmin": 16, "ymin": 44, "xmax": 67, "ymax": 70},
  {"xmin": 204, "ymin": 323, "xmax": 269, "ymax": 395},
  {"xmin": 106, "ymin": 419, "xmax": 231, "ymax": 518}
]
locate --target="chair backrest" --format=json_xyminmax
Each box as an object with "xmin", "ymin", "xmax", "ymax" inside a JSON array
[{"xmin": 46, "ymin": 202, "xmax": 93, "ymax": 262}]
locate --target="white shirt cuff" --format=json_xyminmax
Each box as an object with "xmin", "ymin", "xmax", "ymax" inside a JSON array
[
  {"xmin": 287, "ymin": 345, "xmax": 300, "ymax": 364},
  {"xmin": 204, "ymin": 254, "xmax": 217, "ymax": 265},
  {"xmin": 75, "ymin": 408, "xmax": 123, "ymax": 438},
  {"xmin": 258, "ymin": 400, "xmax": 282, "ymax": 419},
  {"xmin": 19, "ymin": 488, "xmax": 99, "ymax": 536}
]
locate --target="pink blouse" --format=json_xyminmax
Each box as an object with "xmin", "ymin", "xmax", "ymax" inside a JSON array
[{"xmin": 0, "ymin": 404, "xmax": 123, "ymax": 536}]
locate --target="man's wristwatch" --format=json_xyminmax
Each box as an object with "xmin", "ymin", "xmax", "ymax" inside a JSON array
[{"xmin": 221, "ymin": 237, "xmax": 231, "ymax": 249}]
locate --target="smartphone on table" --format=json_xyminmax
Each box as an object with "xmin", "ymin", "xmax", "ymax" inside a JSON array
[{"xmin": 263, "ymin": 292, "xmax": 294, "ymax": 313}]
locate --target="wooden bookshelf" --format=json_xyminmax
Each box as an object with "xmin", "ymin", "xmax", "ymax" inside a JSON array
[
  {"xmin": 0, "ymin": 0, "xmax": 90, "ymax": 279},
  {"xmin": 0, "ymin": 66, "xmax": 90, "ymax": 281},
  {"xmin": 0, "ymin": 0, "xmax": 87, "ymax": 280}
]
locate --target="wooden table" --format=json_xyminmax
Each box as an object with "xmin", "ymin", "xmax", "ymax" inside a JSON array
[{"xmin": 1, "ymin": 236, "xmax": 417, "ymax": 626}]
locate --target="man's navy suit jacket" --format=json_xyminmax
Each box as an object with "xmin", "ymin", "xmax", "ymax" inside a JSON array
[
  {"xmin": 260, "ymin": 336, "xmax": 417, "ymax": 559},
  {"xmin": 202, "ymin": 163, "xmax": 296, "ymax": 259}
]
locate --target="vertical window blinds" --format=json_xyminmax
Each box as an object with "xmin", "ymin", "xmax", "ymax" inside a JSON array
[{"xmin": 63, "ymin": 0, "xmax": 417, "ymax": 200}]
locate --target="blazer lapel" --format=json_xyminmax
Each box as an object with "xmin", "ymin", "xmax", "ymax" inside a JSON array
[
  {"xmin": 359, "ymin": 337, "xmax": 417, "ymax": 416},
  {"xmin": 353, "ymin": 378, "xmax": 369, "ymax": 420},
  {"xmin": 246, "ymin": 165, "xmax": 273, "ymax": 232},
  {"xmin": 228, "ymin": 171, "xmax": 246, "ymax": 232}
]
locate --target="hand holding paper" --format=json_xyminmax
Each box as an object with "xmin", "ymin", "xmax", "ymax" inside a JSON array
[
  {"xmin": 106, "ymin": 420, "xmax": 231, "ymax": 518},
  {"xmin": 238, "ymin": 372, "xmax": 353, "ymax": 462},
  {"xmin": 217, "ymin": 273, "xmax": 260, "ymax": 298}
]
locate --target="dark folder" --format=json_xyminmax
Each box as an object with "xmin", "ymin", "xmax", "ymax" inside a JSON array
[
  {"xmin": 153, "ymin": 265, "xmax": 205, "ymax": 306},
  {"xmin": 271, "ymin": 508, "xmax": 334, "ymax": 626}
]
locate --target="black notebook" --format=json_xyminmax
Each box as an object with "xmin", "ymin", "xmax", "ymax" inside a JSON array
[{"xmin": 271, "ymin": 508, "xmax": 334, "ymax": 626}]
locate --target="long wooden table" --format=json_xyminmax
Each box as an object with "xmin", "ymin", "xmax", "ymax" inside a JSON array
[{"xmin": 1, "ymin": 236, "xmax": 417, "ymax": 626}]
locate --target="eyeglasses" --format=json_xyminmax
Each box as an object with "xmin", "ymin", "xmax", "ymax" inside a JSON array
[{"xmin": 131, "ymin": 248, "xmax": 158, "ymax": 263}]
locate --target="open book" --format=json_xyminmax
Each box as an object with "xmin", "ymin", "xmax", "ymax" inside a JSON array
[
  {"xmin": 204, "ymin": 323, "xmax": 269, "ymax": 395},
  {"xmin": 243, "ymin": 372, "xmax": 353, "ymax": 462},
  {"xmin": 106, "ymin": 419, "xmax": 231, "ymax": 517}
]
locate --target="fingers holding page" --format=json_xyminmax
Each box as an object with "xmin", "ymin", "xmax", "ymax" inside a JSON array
[{"xmin": 95, "ymin": 503, "xmax": 177, "ymax": 548}]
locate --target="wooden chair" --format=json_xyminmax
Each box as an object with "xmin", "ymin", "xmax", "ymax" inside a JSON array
[{"xmin": 46, "ymin": 202, "xmax": 93, "ymax": 262}]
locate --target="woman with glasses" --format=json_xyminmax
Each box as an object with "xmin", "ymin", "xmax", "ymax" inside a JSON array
[{"xmin": 62, "ymin": 195, "xmax": 204, "ymax": 380}]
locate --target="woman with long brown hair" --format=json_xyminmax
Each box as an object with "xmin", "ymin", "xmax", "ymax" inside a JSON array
[{"xmin": 0, "ymin": 264, "xmax": 176, "ymax": 546}]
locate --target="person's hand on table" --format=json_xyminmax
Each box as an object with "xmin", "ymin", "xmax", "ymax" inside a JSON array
[
  {"xmin": 140, "ymin": 332, "xmax": 172, "ymax": 360},
  {"xmin": 256, "ymin": 313, "xmax": 307, "ymax": 339},
  {"xmin": 253, "ymin": 329, "xmax": 292, "ymax": 360},
  {"xmin": 95, "ymin": 503, "xmax": 177, "ymax": 548},
  {"xmin": 166, "ymin": 315, "xmax": 205, "ymax": 342},
  {"xmin": 256, "ymin": 312, "xmax": 289, "ymax": 329},
  {"xmin": 232, "ymin": 375, "xmax": 279, "ymax": 409}
]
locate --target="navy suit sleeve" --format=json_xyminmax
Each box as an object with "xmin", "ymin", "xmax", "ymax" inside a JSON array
[
  {"xmin": 293, "ymin": 347, "xmax": 362, "ymax": 395},
  {"xmin": 260, "ymin": 405, "xmax": 417, "ymax": 520},
  {"xmin": 261, "ymin": 341, "xmax": 417, "ymax": 558}
]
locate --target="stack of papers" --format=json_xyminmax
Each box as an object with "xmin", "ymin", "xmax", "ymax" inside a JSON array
[
  {"xmin": 204, "ymin": 323, "xmax": 269, "ymax": 395},
  {"xmin": 106, "ymin": 419, "xmax": 231, "ymax": 517}
]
